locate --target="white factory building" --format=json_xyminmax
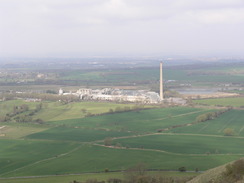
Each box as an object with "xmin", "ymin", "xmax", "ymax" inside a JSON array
[
  {"xmin": 58, "ymin": 63, "xmax": 164, "ymax": 104},
  {"xmin": 59, "ymin": 88, "xmax": 160, "ymax": 103}
]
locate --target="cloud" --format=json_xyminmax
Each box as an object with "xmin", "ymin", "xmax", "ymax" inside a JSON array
[{"xmin": 0, "ymin": 0, "xmax": 244, "ymax": 57}]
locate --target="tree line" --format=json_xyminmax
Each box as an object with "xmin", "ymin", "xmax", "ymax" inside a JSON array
[{"xmin": 0, "ymin": 103, "xmax": 44, "ymax": 124}]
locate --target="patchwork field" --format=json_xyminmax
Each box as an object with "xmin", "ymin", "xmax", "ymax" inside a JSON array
[
  {"xmin": 1, "ymin": 144, "xmax": 242, "ymax": 177},
  {"xmin": 48, "ymin": 107, "xmax": 215, "ymax": 133},
  {"xmin": 0, "ymin": 102, "xmax": 243, "ymax": 182}
]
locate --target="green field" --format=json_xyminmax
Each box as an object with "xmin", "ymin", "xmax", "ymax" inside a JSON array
[
  {"xmin": 1, "ymin": 59, "xmax": 244, "ymax": 182},
  {"xmin": 0, "ymin": 99, "xmax": 138, "ymax": 122},
  {"xmin": 0, "ymin": 139, "xmax": 79, "ymax": 176},
  {"xmin": 26, "ymin": 127, "xmax": 133, "ymax": 142},
  {"xmin": 47, "ymin": 107, "xmax": 214, "ymax": 133},
  {"xmin": 113, "ymin": 134, "xmax": 244, "ymax": 154},
  {"xmin": 1, "ymin": 145, "xmax": 242, "ymax": 177},
  {"xmin": 0, "ymin": 123, "xmax": 48, "ymax": 139},
  {"xmin": 1, "ymin": 103, "xmax": 244, "ymax": 181},
  {"xmin": 170, "ymin": 109, "xmax": 244, "ymax": 136},
  {"xmin": 194, "ymin": 97, "xmax": 244, "ymax": 107}
]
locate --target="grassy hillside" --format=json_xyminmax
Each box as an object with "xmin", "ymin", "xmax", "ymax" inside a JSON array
[{"xmin": 187, "ymin": 158, "xmax": 244, "ymax": 183}]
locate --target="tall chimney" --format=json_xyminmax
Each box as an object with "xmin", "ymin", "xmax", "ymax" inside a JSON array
[{"xmin": 160, "ymin": 62, "xmax": 163, "ymax": 100}]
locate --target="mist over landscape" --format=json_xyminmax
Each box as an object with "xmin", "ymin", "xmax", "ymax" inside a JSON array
[{"xmin": 1, "ymin": 0, "xmax": 244, "ymax": 57}]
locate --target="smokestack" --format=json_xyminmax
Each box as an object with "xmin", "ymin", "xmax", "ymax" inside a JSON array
[{"xmin": 160, "ymin": 62, "xmax": 163, "ymax": 100}]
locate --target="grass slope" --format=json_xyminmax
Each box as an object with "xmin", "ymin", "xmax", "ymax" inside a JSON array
[{"xmin": 187, "ymin": 158, "xmax": 244, "ymax": 183}]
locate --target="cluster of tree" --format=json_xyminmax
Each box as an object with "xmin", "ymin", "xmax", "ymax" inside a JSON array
[
  {"xmin": 11, "ymin": 104, "xmax": 29, "ymax": 116},
  {"xmin": 0, "ymin": 115, "xmax": 10, "ymax": 122},
  {"xmin": 45, "ymin": 90, "xmax": 58, "ymax": 94},
  {"xmin": 0, "ymin": 103, "xmax": 44, "ymax": 124},
  {"xmin": 104, "ymin": 137, "xmax": 113, "ymax": 146},
  {"xmin": 29, "ymin": 103, "xmax": 42, "ymax": 116},
  {"xmin": 13, "ymin": 115, "xmax": 44, "ymax": 124},
  {"xmin": 0, "ymin": 104, "xmax": 30, "ymax": 122},
  {"xmin": 195, "ymin": 109, "xmax": 230, "ymax": 123},
  {"xmin": 223, "ymin": 128, "xmax": 235, "ymax": 136},
  {"xmin": 163, "ymin": 90, "xmax": 181, "ymax": 98},
  {"xmin": 108, "ymin": 106, "xmax": 133, "ymax": 114},
  {"xmin": 1, "ymin": 92, "xmax": 80, "ymax": 103}
]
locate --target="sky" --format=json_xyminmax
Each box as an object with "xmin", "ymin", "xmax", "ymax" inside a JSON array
[{"xmin": 0, "ymin": 0, "xmax": 244, "ymax": 58}]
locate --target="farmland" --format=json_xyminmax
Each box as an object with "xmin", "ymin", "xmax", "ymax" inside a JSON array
[
  {"xmin": 194, "ymin": 97, "xmax": 244, "ymax": 107},
  {"xmin": 113, "ymin": 134, "xmax": 244, "ymax": 154},
  {"xmin": 0, "ymin": 60, "xmax": 244, "ymax": 182},
  {"xmin": 0, "ymin": 100, "xmax": 137, "ymax": 122},
  {"xmin": 1, "ymin": 61, "xmax": 244, "ymax": 90},
  {"xmin": 170, "ymin": 109, "xmax": 244, "ymax": 136},
  {"xmin": 47, "ymin": 107, "xmax": 215, "ymax": 133},
  {"xmin": 0, "ymin": 101, "xmax": 243, "ymax": 182},
  {"xmin": 56, "ymin": 65, "xmax": 244, "ymax": 88},
  {"xmin": 1, "ymin": 144, "xmax": 242, "ymax": 177}
]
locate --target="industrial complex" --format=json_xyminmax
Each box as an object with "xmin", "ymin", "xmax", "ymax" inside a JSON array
[{"xmin": 58, "ymin": 63, "xmax": 164, "ymax": 104}]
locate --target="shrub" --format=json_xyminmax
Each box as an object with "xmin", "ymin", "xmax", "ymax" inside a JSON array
[
  {"xmin": 104, "ymin": 137, "xmax": 113, "ymax": 146},
  {"xmin": 223, "ymin": 128, "xmax": 235, "ymax": 136},
  {"xmin": 178, "ymin": 167, "xmax": 186, "ymax": 172}
]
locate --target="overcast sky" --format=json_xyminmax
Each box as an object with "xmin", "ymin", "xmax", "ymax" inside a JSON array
[{"xmin": 0, "ymin": 0, "xmax": 244, "ymax": 58}]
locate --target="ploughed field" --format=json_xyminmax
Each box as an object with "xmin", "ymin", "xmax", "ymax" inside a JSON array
[{"xmin": 0, "ymin": 101, "xmax": 243, "ymax": 179}]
